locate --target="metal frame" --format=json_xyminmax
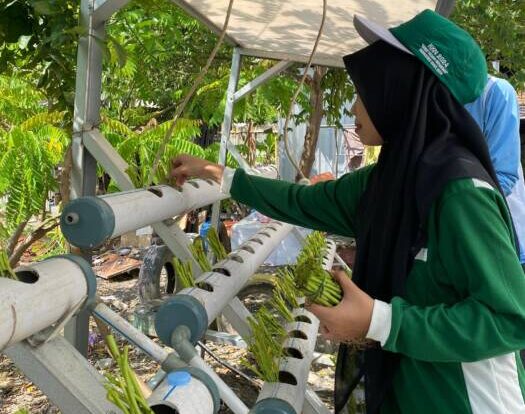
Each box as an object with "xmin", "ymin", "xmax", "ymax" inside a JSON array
[
  {"xmin": 66, "ymin": 0, "xmax": 106, "ymax": 355},
  {"xmin": 5, "ymin": 337, "xmax": 118, "ymax": 414}
]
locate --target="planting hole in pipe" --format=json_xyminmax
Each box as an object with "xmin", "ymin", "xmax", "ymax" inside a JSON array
[
  {"xmin": 294, "ymin": 315, "xmax": 312, "ymax": 324},
  {"xmin": 240, "ymin": 245, "xmax": 255, "ymax": 254},
  {"xmin": 187, "ymin": 181, "xmax": 200, "ymax": 189},
  {"xmin": 252, "ymin": 238, "xmax": 263, "ymax": 245},
  {"xmin": 228, "ymin": 255, "xmax": 244, "ymax": 264},
  {"xmin": 204, "ymin": 178, "xmax": 215, "ymax": 185},
  {"xmin": 278, "ymin": 371, "xmax": 297, "ymax": 385},
  {"xmin": 259, "ymin": 231, "xmax": 271, "ymax": 238},
  {"xmin": 147, "ymin": 188, "xmax": 164, "ymax": 197},
  {"xmin": 151, "ymin": 405, "xmax": 176, "ymax": 414},
  {"xmin": 14, "ymin": 270, "xmax": 39, "ymax": 284},
  {"xmin": 289, "ymin": 330, "xmax": 308, "ymax": 340},
  {"xmin": 266, "ymin": 226, "xmax": 277, "ymax": 232},
  {"xmin": 213, "ymin": 267, "xmax": 231, "ymax": 277},
  {"xmin": 283, "ymin": 347, "xmax": 304, "ymax": 359},
  {"xmin": 196, "ymin": 282, "xmax": 214, "ymax": 292}
]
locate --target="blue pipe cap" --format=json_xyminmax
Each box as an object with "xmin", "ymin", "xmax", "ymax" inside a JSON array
[
  {"xmin": 167, "ymin": 371, "xmax": 191, "ymax": 387},
  {"xmin": 60, "ymin": 197, "xmax": 115, "ymax": 249},
  {"xmin": 250, "ymin": 399, "xmax": 296, "ymax": 414},
  {"xmin": 155, "ymin": 295, "xmax": 208, "ymax": 346}
]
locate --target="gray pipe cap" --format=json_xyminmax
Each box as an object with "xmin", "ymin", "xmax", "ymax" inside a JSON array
[{"xmin": 60, "ymin": 197, "xmax": 115, "ymax": 249}]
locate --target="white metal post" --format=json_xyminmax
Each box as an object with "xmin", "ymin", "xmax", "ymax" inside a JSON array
[
  {"xmin": 210, "ymin": 48, "xmax": 241, "ymax": 230},
  {"xmin": 67, "ymin": 0, "xmax": 106, "ymax": 356}
]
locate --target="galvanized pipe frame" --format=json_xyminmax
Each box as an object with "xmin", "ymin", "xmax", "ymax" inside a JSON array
[
  {"xmin": 5, "ymin": 336, "xmax": 120, "ymax": 414},
  {"xmin": 67, "ymin": 0, "xmax": 108, "ymax": 355}
]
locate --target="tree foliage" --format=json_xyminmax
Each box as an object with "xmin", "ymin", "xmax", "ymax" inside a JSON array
[
  {"xmin": 0, "ymin": 0, "xmax": 80, "ymax": 110},
  {"xmin": 0, "ymin": 75, "xmax": 67, "ymax": 230},
  {"xmin": 452, "ymin": 0, "xmax": 525, "ymax": 91}
]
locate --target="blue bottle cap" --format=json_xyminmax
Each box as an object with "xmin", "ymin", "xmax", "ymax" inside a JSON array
[{"xmin": 167, "ymin": 371, "xmax": 191, "ymax": 387}]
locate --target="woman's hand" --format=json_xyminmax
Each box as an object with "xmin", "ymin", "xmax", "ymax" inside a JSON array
[
  {"xmin": 307, "ymin": 270, "xmax": 374, "ymax": 342},
  {"xmin": 170, "ymin": 154, "xmax": 225, "ymax": 186}
]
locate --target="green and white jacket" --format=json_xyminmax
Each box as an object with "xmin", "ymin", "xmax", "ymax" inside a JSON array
[{"xmin": 221, "ymin": 165, "xmax": 525, "ymax": 414}]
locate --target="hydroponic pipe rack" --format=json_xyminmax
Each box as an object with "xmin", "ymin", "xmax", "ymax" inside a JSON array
[{"xmin": 155, "ymin": 221, "xmax": 293, "ymax": 345}]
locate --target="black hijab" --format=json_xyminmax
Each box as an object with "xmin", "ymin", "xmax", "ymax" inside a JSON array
[{"xmin": 336, "ymin": 40, "xmax": 501, "ymax": 413}]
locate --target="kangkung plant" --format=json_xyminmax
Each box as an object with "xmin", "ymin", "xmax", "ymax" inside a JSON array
[
  {"xmin": 103, "ymin": 334, "xmax": 154, "ymax": 414},
  {"xmin": 243, "ymin": 231, "xmax": 351, "ymax": 383},
  {"xmin": 173, "ymin": 256, "xmax": 195, "ymax": 289},
  {"xmin": 242, "ymin": 306, "xmax": 287, "ymax": 382},
  {"xmin": 294, "ymin": 231, "xmax": 346, "ymax": 307},
  {"xmin": 174, "ymin": 227, "xmax": 229, "ymax": 289}
]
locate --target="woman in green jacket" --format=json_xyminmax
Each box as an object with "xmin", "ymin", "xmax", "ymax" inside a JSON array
[{"xmin": 170, "ymin": 12, "xmax": 525, "ymax": 414}]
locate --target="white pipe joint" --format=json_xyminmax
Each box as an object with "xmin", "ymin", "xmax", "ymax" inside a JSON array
[
  {"xmin": 60, "ymin": 180, "xmax": 228, "ymax": 248},
  {"xmin": 155, "ymin": 221, "xmax": 293, "ymax": 345},
  {"xmin": 0, "ymin": 255, "xmax": 96, "ymax": 350},
  {"xmin": 148, "ymin": 368, "xmax": 220, "ymax": 414}
]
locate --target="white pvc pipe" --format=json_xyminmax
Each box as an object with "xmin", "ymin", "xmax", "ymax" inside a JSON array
[
  {"xmin": 108, "ymin": 181, "xmax": 227, "ymax": 237},
  {"xmin": 256, "ymin": 308, "xmax": 320, "ymax": 414},
  {"xmin": 148, "ymin": 374, "xmax": 214, "ymax": 414},
  {"xmin": 253, "ymin": 237, "xmax": 336, "ymax": 414},
  {"xmin": 189, "ymin": 355, "xmax": 249, "ymax": 414},
  {"xmin": 62, "ymin": 166, "xmax": 280, "ymax": 249},
  {"xmin": 0, "ymin": 258, "xmax": 88, "ymax": 350},
  {"xmin": 180, "ymin": 221, "xmax": 293, "ymax": 323}
]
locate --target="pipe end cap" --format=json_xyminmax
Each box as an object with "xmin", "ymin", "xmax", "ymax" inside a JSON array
[
  {"xmin": 251, "ymin": 399, "xmax": 296, "ymax": 414},
  {"xmin": 60, "ymin": 197, "xmax": 115, "ymax": 249},
  {"xmin": 155, "ymin": 295, "xmax": 208, "ymax": 346}
]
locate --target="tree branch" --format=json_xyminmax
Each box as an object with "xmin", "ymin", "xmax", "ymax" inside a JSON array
[
  {"xmin": 6, "ymin": 220, "xmax": 28, "ymax": 257},
  {"xmin": 9, "ymin": 216, "xmax": 60, "ymax": 268}
]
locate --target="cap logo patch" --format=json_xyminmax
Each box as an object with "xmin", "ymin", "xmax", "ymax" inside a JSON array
[{"xmin": 419, "ymin": 43, "xmax": 449, "ymax": 76}]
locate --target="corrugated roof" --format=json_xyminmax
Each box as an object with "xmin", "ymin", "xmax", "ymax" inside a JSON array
[{"xmin": 171, "ymin": 0, "xmax": 440, "ymax": 67}]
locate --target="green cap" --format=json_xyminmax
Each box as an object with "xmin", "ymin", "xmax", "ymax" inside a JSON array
[{"xmin": 354, "ymin": 9, "xmax": 487, "ymax": 104}]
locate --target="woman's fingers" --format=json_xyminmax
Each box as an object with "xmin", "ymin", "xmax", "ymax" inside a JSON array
[
  {"xmin": 170, "ymin": 165, "xmax": 188, "ymax": 186},
  {"xmin": 331, "ymin": 269, "xmax": 353, "ymax": 294},
  {"xmin": 170, "ymin": 154, "xmax": 224, "ymax": 183},
  {"xmin": 307, "ymin": 303, "xmax": 336, "ymax": 324}
]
